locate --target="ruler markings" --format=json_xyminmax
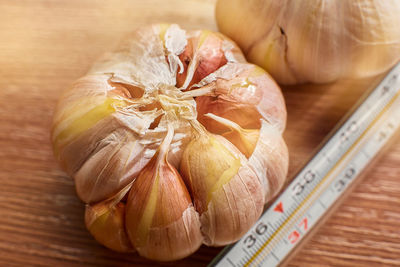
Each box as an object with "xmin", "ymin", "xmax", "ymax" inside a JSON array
[
  {"xmin": 226, "ymin": 258, "xmax": 236, "ymax": 267},
  {"xmin": 270, "ymin": 251, "xmax": 279, "ymax": 262}
]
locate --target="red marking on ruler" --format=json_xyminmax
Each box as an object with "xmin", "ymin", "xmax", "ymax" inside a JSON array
[
  {"xmin": 300, "ymin": 217, "xmax": 308, "ymax": 231},
  {"xmin": 274, "ymin": 202, "xmax": 284, "ymax": 213},
  {"xmin": 288, "ymin": 230, "xmax": 300, "ymax": 244}
]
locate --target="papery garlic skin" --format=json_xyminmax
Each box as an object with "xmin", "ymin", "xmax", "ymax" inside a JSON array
[
  {"xmin": 216, "ymin": 0, "xmax": 400, "ymax": 84},
  {"xmin": 51, "ymin": 24, "xmax": 288, "ymax": 261}
]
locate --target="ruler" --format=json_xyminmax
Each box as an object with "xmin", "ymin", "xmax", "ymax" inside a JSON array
[{"xmin": 209, "ymin": 62, "xmax": 400, "ymax": 267}]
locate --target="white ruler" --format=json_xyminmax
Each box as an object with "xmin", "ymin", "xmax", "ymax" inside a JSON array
[{"xmin": 209, "ymin": 62, "xmax": 400, "ymax": 267}]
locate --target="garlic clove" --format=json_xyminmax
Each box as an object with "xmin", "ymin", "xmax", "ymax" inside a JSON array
[
  {"xmin": 248, "ymin": 120, "xmax": 289, "ymax": 202},
  {"xmin": 125, "ymin": 125, "xmax": 202, "ymax": 261},
  {"xmin": 85, "ymin": 184, "xmax": 133, "ymax": 253},
  {"xmin": 180, "ymin": 127, "xmax": 264, "ymax": 246},
  {"xmin": 51, "ymin": 74, "xmax": 116, "ymax": 128},
  {"xmin": 196, "ymin": 63, "xmax": 286, "ymax": 134},
  {"xmin": 52, "ymin": 85, "xmax": 127, "ymax": 164},
  {"xmin": 200, "ymin": 160, "xmax": 264, "ymax": 246},
  {"xmin": 54, "ymin": 115, "xmax": 119, "ymax": 176},
  {"xmin": 204, "ymin": 113, "xmax": 259, "ymax": 158},
  {"xmin": 51, "ymin": 74, "xmax": 134, "ymax": 179},
  {"xmin": 53, "ymin": 96, "xmax": 124, "ymax": 149},
  {"xmin": 176, "ymin": 30, "xmax": 227, "ymax": 89},
  {"xmin": 74, "ymin": 128, "xmax": 156, "ymax": 204},
  {"xmin": 176, "ymin": 29, "xmax": 246, "ymax": 90}
]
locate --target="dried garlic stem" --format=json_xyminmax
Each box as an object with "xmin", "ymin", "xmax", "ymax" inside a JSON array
[{"xmin": 181, "ymin": 83, "xmax": 216, "ymax": 98}]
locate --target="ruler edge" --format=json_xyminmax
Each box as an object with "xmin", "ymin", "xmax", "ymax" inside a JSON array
[{"xmin": 209, "ymin": 63, "xmax": 400, "ymax": 267}]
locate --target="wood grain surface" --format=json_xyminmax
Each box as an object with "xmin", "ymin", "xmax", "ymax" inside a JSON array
[{"xmin": 0, "ymin": 1, "xmax": 399, "ymax": 266}]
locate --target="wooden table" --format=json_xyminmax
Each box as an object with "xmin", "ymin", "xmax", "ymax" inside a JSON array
[{"xmin": 1, "ymin": 1, "xmax": 399, "ymax": 266}]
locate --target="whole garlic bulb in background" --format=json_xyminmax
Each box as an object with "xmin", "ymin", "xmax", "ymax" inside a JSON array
[
  {"xmin": 216, "ymin": 0, "xmax": 400, "ymax": 85},
  {"xmin": 51, "ymin": 24, "xmax": 288, "ymax": 261}
]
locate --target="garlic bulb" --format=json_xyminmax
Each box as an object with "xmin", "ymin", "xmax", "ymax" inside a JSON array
[
  {"xmin": 216, "ymin": 0, "xmax": 400, "ymax": 84},
  {"xmin": 51, "ymin": 24, "xmax": 288, "ymax": 261}
]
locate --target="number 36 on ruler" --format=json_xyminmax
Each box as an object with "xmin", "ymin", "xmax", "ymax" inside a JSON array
[{"xmin": 242, "ymin": 222, "xmax": 268, "ymax": 249}]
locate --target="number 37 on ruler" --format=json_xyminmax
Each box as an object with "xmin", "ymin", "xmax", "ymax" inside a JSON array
[{"xmin": 288, "ymin": 217, "xmax": 308, "ymax": 245}]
